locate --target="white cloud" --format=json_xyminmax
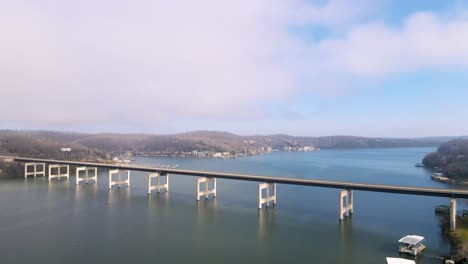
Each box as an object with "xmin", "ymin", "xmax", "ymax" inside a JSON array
[
  {"xmin": 317, "ymin": 11, "xmax": 468, "ymax": 77},
  {"xmin": 0, "ymin": 0, "xmax": 468, "ymax": 133}
]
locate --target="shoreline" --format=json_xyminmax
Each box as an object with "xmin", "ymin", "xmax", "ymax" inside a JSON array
[{"xmin": 438, "ymin": 214, "xmax": 468, "ymax": 262}]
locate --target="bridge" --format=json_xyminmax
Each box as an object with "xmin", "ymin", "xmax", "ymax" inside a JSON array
[{"xmin": 4, "ymin": 155, "xmax": 468, "ymax": 229}]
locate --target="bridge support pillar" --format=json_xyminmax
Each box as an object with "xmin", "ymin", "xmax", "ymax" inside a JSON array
[
  {"xmin": 258, "ymin": 183, "xmax": 276, "ymax": 209},
  {"xmin": 76, "ymin": 167, "xmax": 98, "ymax": 185},
  {"xmin": 196, "ymin": 177, "xmax": 216, "ymax": 201},
  {"xmin": 339, "ymin": 190, "xmax": 353, "ymax": 220},
  {"xmin": 48, "ymin": 164, "xmax": 69, "ymax": 181},
  {"xmin": 24, "ymin": 163, "xmax": 46, "ymax": 178},
  {"xmin": 148, "ymin": 172, "xmax": 169, "ymax": 194},
  {"xmin": 108, "ymin": 169, "xmax": 130, "ymax": 189},
  {"xmin": 450, "ymin": 198, "xmax": 457, "ymax": 230}
]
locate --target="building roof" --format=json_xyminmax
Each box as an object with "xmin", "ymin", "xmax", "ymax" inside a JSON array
[
  {"xmin": 386, "ymin": 257, "xmax": 416, "ymax": 264},
  {"xmin": 398, "ymin": 235, "xmax": 425, "ymax": 245}
]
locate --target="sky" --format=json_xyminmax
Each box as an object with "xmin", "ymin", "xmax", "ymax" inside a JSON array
[{"xmin": 1, "ymin": 0, "xmax": 468, "ymax": 137}]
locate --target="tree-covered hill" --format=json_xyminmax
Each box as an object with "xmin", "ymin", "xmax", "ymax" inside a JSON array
[
  {"xmin": 0, "ymin": 130, "xmax": 109, "ymax": 178},
  {"xmin": 422, "ymin": 139, "xmax": 468, "ymax": 181}
]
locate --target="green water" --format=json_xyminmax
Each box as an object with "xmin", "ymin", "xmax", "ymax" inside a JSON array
[{"xmin": 0, "ymin": 147, "xmax": 466, "ymax": 263}]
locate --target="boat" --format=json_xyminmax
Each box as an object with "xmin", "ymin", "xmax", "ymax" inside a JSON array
[
  {"xmin": 398, "ymin": 235, "xmax": 426, "ymax": 256},
  {"xmin": 414, "ymin": 163, "xmax": 424, "ymax": 168},
  {"xmin": 435, "ymin": 205, "xmax": 450, "ymax": 214},
  {"xmin": 386, "ymin": 257, "xmax": 416, "ymax": 264},
  {"xmin": 431, "ymin": 173, "xmax": 453, "ymax": 183}
]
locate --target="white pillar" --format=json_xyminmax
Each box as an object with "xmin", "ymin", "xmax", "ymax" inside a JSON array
[
  {"xmin": 147, "ymin": 173, "xmax": 152, "ymax": 194},
  {"xmin": 258, "ymin": 183, "xmax": 276, "ymax": 209},
  {"xmin": 196, "ymin": 177, "xmax": 216, "ymax": 201},
  {"xmin": 76, "ymin": 167, "xmax": 98, "ymax": 185},
  {"xmin": 127, "ymin": 170, "xmax": 131, "ymax": 187},
  {"xmin": 108, "ymin": 169, "xmax": 130, "ymax": 189},
  {"xmin": 339, "ymin": 191, "xmax": 343, "ymax": 220},
  {"xmin": 450, "ymin": 198, "xmax": 457, "ymax": 230},
  {"xmin": 48, "ymin": 164, "xmax": 69, "ymax": 181},
  {"xmin": 148, "ymin": 172, "xmax": 169, "ymax": 195},
  {"xmin": 24, "ymin": 163, "xmax": 46, "ymax": 178},
  {"xmin": 339, "ymin": 190, "xmax": 353, "ymax": 220}
]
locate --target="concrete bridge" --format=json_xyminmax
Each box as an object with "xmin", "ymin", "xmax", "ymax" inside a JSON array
[{"xmin": 5, "ymin": 156, "xmax": 468, "ymax": 229}]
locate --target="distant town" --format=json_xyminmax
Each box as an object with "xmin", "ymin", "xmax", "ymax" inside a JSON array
[{"xmin": 136, "ymin": 145, "xmax": 319, "ymax": 159}]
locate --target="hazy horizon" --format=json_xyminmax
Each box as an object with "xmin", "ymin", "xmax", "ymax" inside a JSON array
[
  {"xmin": 2, "ymin": 1, "xmax": 468, "ymax": 137},
  {"xmin": 2, "ymin": 128, "xmax": 468, "ymax": 140}
]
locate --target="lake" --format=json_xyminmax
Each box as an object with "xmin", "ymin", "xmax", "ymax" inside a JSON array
[{"xmin": 0, "ymin": 147, "xmax": 466, "ymax": 264}]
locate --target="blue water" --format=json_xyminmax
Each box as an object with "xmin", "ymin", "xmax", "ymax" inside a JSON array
[{"xmin": 0, "ymin": 147, "xmax": 466, "ymax": 263}]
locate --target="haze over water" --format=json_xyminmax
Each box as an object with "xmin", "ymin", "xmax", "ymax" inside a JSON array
[{"xmin": 0, "ymin": 147, "xmax": 466, "ymax": 264}]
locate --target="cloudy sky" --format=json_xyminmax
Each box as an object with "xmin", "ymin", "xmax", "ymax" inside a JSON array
[{"xmin": 1, "ymin": 0, "xmax": 468, "ymax": 137}]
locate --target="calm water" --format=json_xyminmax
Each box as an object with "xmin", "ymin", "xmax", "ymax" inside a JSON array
[{"xmin": 0, "ymin": 147, "xmax": 466, "ymax": 264}]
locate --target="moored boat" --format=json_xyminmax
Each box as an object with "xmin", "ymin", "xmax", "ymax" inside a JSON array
[{"xmin": 398, "ymin": 235, "xmax": 426, "ymax": 256}]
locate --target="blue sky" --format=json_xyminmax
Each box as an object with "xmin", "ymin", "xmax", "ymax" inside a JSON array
[{"xmin": 1, "ymin": 0, "xmax": 468, "ymax": 137}]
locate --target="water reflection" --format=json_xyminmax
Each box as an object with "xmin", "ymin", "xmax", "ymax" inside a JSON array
[
  {"xmin": 72, "ymin": 183, "xmax": 98, "ymax": 217},
  {"xmin": 257, "ymin": 208, "xmax": 276, "ymax": 241},
  {"xmin": 339, "ymin": 217, "xmax": 353, "ymax": 241},
  {"xmin": 23, "ymin": 177, "xmax": 45, "ymax": 192},
  {"xmin": 196, "ymin": 199, "xmax": 218, "ymax": 227},
  {"xmin": 47, "ymin": 178, "xmax": 71, "ymax": 192},
  {"xmin": 338, "ymin": 217, "xmax": 353, "ymax": 259},
  {"xmin": 107, "ymin": 188, "xmax": 132, "ymax": 208},
  {"xmin": 147, "ymin": 192, "xmax": 170, "ymax": 209},
  {"xmin": 74, "ymin": 184, "xmax": 98, "ymax": 202}
]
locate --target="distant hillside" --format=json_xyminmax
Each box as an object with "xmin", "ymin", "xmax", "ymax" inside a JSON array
[
  {"xmin": 0, "ymin": 130, "xmax": 109, "ymax": 178},
  {"xmin": 422, "ymin": 139, "xmax": 468, "ymax": 181},
  {"xmin": 0, "ymin": 130, "xmax": 108, "ymax": 160},
  {"xmin": 71, "ymin": 131, "xmax": 445, "ymax": 155},
  {"xmin": 0, "ymin": 130, "xmax": 453, "ymax": 159}
]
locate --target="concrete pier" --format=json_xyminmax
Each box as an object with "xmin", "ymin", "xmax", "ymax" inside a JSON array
[
  {"xmin": 196, "ymin": 177, "xmax": 216, "ymax": 201},
  {"xmin": 258, "ymin": 183, "xmax": 276, "ymax": 209},
  {"xmin": 48, "ymin": 164, "xmax": 69, "ymax": 181},
  {"xmin": 339, "ymin": 190, "xmax": 353, "ymax": 220},
  {"xmin": 76, "ymin": 167, "xmax": 98, "ymax": 185},
  {"xmin": 24, "ymin": 162, "xmax": 46, "ymax": 178},
  {"xmin": 450, "ymin": 198, "xmax": 457, "ymax": 230},
  {"xmin": 108, "ymin": 169, "xmax": 130, "ymax": 189},
  {"xmin": 148, "ymin": 172, "xmax": 169, "ymax": 194}
]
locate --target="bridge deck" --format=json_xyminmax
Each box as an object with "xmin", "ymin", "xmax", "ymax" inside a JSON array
[{"xmin": 6, "ymin": 156, "xmax": 468, "ymax": 198}]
